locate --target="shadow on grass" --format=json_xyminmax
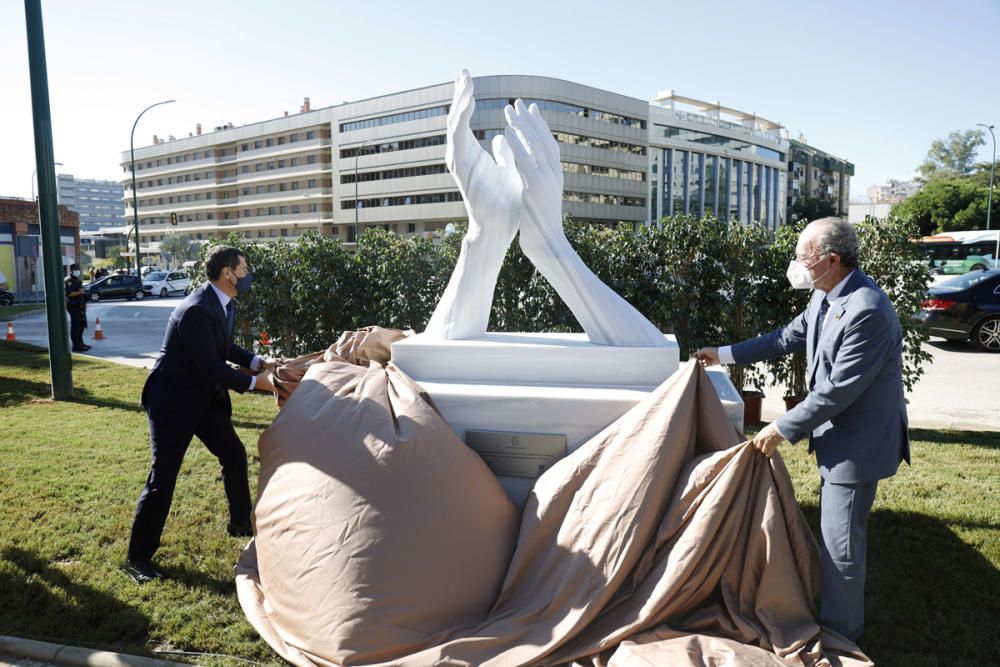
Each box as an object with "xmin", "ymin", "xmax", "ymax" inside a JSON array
[
  {"xmin": 798, "ymin": 505, "xmax": 1000, "ymax": 667},
  {"xmin": 0, "ymin": 547, "xmax": 153, "ymax": 656},
  {"xmin": 909, "ymin": 428, "xmax": 1000, "ymax": 449}
]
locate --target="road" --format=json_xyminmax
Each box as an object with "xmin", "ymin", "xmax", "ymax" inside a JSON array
[{"xmin": 6, "ymin": 300, "xmax": 999, "ymax": 431}]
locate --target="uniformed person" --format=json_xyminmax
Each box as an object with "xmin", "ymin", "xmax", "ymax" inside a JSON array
[{"xmin": 65, "ymin": 263, "xmax": 90, "ymax": 352}]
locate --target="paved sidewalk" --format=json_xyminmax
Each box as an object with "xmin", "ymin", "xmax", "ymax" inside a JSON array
[{"xmin": 0, "ymin": 637, "xmax": 183, "ymax": 667}]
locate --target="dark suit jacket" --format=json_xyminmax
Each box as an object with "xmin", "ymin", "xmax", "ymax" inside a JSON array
[
  {"xmin": 732, "ymin": 269, "xmax": 909, "ymax": 483},
  {"xmin": 142, "ymin": 282, "xmax": 254, "ymax": 423}
]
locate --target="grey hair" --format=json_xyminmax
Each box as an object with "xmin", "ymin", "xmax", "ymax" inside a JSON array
[{"xmin": 809, "ymin": 217, "xmax": 859, "ymax": 268}]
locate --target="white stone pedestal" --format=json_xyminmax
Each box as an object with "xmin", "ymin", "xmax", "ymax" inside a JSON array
[{"xmin": 391, "ymin": 333, "xmax": 743, "ymax": 507}]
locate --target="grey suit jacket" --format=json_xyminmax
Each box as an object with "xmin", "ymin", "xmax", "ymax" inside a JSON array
[{"xmin": 731, "ymin": 269, "xmax": 909, "ymax": 483}]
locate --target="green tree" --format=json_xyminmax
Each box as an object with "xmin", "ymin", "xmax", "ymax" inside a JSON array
[
  {"xmin": 917, "ymin": 129, "xmax": 985, "ymax": 181},
  {"xmin": 105, "ymin": 245, "xmax": 126, "ymax": 268},
  {"xmin": 892, "ymin": 175, "xmax": 999, "ymax": 235},
  {"xmin": 788, "ymin": 195, "xmax": 837, "ymax": 224},
  {"xmin": 159, "ymin": 233, "xmax": 198, "ymax": 269}
]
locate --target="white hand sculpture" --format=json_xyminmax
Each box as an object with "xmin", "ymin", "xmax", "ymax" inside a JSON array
[
  {"xmin": 424, "ymin": 70, "xmax": 523, "ymax": 340},
  {"xmin": 503, "ymin": 100, "xmax": 667, "ymax": 347}
]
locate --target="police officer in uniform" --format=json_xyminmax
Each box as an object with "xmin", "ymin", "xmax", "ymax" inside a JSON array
[{"xmin": 65, "ymin": 263, "xmax": 90, "ymax": 352}]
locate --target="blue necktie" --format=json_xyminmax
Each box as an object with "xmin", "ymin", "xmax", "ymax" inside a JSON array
[
  {"xmin": 816, "ymin": 297, "xmax": 830, "ymax": 345},
  {"xmin": 225, "ymin": 301, "xmax": 235, "ymax": 338}
]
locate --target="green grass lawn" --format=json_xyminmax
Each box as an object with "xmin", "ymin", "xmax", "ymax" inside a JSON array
[
  {"xmin": 1, "ymin": 305, "xmax": 44, "ymax": 319},
  {"xmin": 1, "ymin": 341, "xmax": 998, "ymax": 666}
]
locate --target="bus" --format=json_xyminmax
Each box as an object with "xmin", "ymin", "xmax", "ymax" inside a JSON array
[{"xmin": 919, "ymin": 231, "xmax": 1000, "ymax": 284}]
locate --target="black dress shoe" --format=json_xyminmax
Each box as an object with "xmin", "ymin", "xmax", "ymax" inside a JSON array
[
  {"xmin": 123, "ymin": 559, "xmax": 166, "ymax": 584},
  {"xmin": 72, "ymin": 346, "xmax": 91, "ymax": 352},
  {"xmin": 227, "ymin": 521, "xmax": 253, "ymax": 537}
]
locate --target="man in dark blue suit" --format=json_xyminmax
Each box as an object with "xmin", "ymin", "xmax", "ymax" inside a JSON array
[
  {"xmin": 696, "ymin": 217, "xmax": 909, "ymax": 642},
  {"xmin": 125, "ymin": 246, "xmax": 274, "ymax": 583}
]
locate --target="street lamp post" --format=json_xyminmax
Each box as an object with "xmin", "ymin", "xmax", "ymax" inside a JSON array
[
  {"xmin": 31, "ymin": 161, "xmax": 62, "ymax": 201},
  {"xmin": 353, "ymin": 139, "xmax": 373, "ymax": 245},
  {"xmin": 977, "ymin": 123, "xmax": 997, "ymax": 265},
  {"xmin": 131, "ymin": 99, "xmax": 175, "ymax": 274}
]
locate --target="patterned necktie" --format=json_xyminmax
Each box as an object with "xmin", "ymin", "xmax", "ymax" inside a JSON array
[
  {"xmin": 816, "ymin": 297, "xmax": 830, "ymax": 344},
  {"xmin": 225, "ymin": 300, "xmax": 235, "ymax": 338}
]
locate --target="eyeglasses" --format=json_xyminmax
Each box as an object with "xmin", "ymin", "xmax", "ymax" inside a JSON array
[{"xmin": 795, "ymin": 252, "xmax": 828, "ymax": 266}]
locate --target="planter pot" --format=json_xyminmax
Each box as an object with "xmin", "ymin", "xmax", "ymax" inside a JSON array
[
  {"xmin": 741, "ymin": 390, "xmax": 765, "ymax": 428},
  {"xmin": 783, "ymin": 394, "xmax": 807, "ymax": 411}
]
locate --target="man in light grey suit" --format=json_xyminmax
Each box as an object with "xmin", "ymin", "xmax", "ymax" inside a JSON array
[{"xmin": 696, "ymin": 217, "xmax": 909, "ymax": 642}]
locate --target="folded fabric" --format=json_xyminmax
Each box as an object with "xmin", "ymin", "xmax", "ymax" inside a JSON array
[{"xmin": 236, "ymin": 331, "xmax": 872, "ymax": 667}]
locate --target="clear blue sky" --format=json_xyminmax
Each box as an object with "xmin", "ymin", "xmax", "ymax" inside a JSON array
[{"xmin": 2, "ymin": 0, "xmax": 997, "ymax": 201}]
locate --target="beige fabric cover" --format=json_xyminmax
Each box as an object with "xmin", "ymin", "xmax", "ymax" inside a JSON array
[{"xmin": 236, "ymin": 331, "xmax": 872, "ymax": 667}]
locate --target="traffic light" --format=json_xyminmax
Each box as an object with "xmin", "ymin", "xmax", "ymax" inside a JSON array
[{"xmin": 170, "ymin": 212, "xmax": 177, "ymax": 225}]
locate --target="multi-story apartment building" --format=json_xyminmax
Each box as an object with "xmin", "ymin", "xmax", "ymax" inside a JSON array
[
  {"xmin": 56, "ymin": 174, "xmax": 125, "ymax": 232},
  {"xmin": 120, "ymin": 75, "xmax": 801, "ymax": 251},
  {"xmin": 865, "ymin": 178, "xmax": 919, "ymax": 205},
  {"xmin": 786, "ymin": 140, "xmax": 854, "ymax": 218}
]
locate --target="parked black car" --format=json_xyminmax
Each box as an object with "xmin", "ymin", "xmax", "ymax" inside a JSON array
[
  {"xmin": 85, "ymin": 274, "xmax": 145, "ymax": 302},
  {"xmin": 915, "ymin": 268, "xmax": 1000, "ymax": 352}
]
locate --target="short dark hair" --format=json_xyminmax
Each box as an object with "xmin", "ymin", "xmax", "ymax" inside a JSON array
[
  {"xmin": 205, "ymin": 245, "xmax": 245, "ymax": 281},
  {"xmin": 69, "ymin": 263, "xmax": 80, "ymax": 270}
]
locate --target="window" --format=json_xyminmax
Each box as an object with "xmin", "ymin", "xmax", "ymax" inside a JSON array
[
  {"xmin": 307, "ymin": 179, "xmax": 317, "ymax": 188},
  {"xmin": 241, "ymin": 143, "xmax": 249, "ymax": 152},
  {"xmin": 339, "ymin": 105, "xmax": 449, "ymax": 133},
  {"xmin": 407, "ymin": 223, "xmax": 416, "ymax": 233},
  {"xmin": 265, "ymin": 138, "xmax": 273, "ymax": 147},
  {"xmin": 289, "ymin": 133, "xmax": 298, "ymax": 143},
  {"xmin": 280, "ymin": 228, "xmax": 288, "ymax": 237},
  {"xmin": 305, "ymin": 130, "xmax": 316, "ymax": 140},
  {"xmin": 306, "ymin": 155, "xmax": 316, "ymax": 165},
  {"xmin": 340, "ymin": 134, "xmax": 446, "ymax": 158},
  {"xmin": 277, "ymin": 137, "xmax": 285, "ymax": 145},
  {"xmin": 254, "ymin": 140, "xmax": 262, "ymax": 149},
  {"xmin": 341, "ymin": 191, "xmax": 464, "ymax": 209}
]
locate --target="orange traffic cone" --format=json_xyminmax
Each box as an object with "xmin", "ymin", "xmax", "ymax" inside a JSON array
[
  {"xmin": 93, "ymin": 317, "xmax": 105, "ymax": 340},
  {"xmin": 5, "ymin": 322, "xmax": 14, "ymax": 342}
]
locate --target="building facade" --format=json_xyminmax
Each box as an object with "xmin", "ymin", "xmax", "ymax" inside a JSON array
[
  {"xmin": 865, "ymin": 178, "xmax": 918, "ymax": 205},
  {"xmin": 120, "ymin": 76, "xmax": 809, "ymax": 251},
  {"xmin": 0, "ymin": 197, "xmax": 81, "ymax": 298},
  {"xmin": 56, "ymin": 174, "xmax": 125, "ymax": 232},
  {"xmin": 786, "ymin": 140, "xmax": 854, "ymax": 218}
]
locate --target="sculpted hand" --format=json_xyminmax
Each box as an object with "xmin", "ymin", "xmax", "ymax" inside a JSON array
[
  {"xmin": 751, "ymin": 422, "xmax": 785, "ymax": 457},
  {"xmin": 503, "ymin": 100, "xmax": 665, "ymax": 347},
  {"xmin": 425, "ymin": 69, "xmax": 523, "ymax": 340}
]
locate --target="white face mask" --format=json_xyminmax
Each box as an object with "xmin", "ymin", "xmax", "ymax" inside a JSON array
[
  {"xmin": 72, "ymin": 270, "xmax": 81, "ymax": 278},
  {"xmin": 786, "ymin": 255, "xmax": 831, "ymax": 290}
]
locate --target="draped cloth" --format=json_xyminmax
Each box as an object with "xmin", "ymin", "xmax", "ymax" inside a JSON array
[{"xmin": 235, "ymin": 328, "xmax": 872, "ymax": 667}]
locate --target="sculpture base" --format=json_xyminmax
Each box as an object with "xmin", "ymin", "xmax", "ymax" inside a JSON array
[{"xmin": 391, "ymin": 333, "xmax": 743, "ymax": 508}]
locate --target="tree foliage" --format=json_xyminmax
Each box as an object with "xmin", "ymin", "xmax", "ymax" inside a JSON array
[
  {"xmin": 188, "ymin": 216, "xmax": 930, "ymax": 394},
  {"xmin": 917, "ymin": 129, "xmax": 986, "ymax": 182},
  {"xmin": 892, "ymin": 174, "xmax": 999, "ymax": 235},
  {"xmin": 159, "ymin": 233, "xmax": 198, "ymax": 268},
  {"xmin": 788, "ymin": 195, "xmax": 837, "ymax": 224}
]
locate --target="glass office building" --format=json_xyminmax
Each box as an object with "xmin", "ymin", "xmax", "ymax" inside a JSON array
[{"xmin": 647, "ymin": 93, "xmax": 787, "ymax": 230}]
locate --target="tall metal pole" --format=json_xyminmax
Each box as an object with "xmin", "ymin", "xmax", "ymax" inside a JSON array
[
  {"xmin": 131, "ymin": 100, "xmax": 175, "ymax": 274},
  {"xmin": 977, "ymin": 124, "xmax": 997, "ymax": 265},
  {"xmin": 24, "ymin": 0, "xmax": 71, "ymax": 398},
  {"xmin": 353, "ymin": 139, "xmax": 371, "ymax": 246}
]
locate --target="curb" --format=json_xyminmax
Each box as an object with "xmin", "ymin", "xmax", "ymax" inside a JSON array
[{"xmin": 0, "ymin": 636, "xmax": 185, "ymax": 667}]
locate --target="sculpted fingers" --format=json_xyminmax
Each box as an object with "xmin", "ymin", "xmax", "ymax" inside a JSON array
[
  {"xmin": 445, "ymin": 69, "xmax": 479, "ymax": 174},
  {"xmin": 525, "ymin": 103, "xmax": 562, "ymax": 175}
]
